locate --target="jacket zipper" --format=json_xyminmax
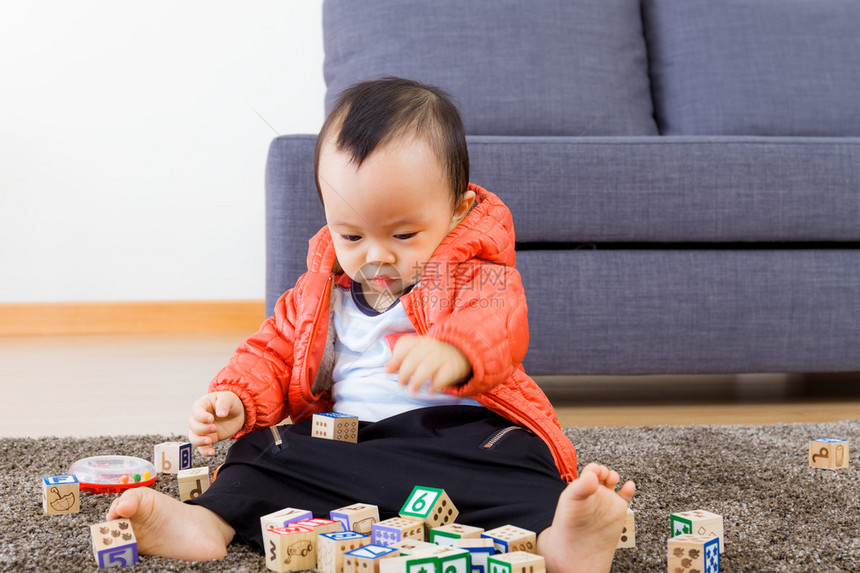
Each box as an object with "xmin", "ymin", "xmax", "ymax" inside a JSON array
[
  {"xmin": 301, "ymin": 276, "xmax": 333, "ymax": 401},
  {"xmin": 482, "ymin": 426, "xmax": 527, "ymax": 449}
]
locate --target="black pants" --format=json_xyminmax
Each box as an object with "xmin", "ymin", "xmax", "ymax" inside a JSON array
[{"xmin": 189, "ymin": 406, "xmax": 567, "ymax": 552}]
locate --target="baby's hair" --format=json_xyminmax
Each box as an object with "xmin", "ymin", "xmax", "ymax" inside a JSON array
[{"xmin": 314, "ymin": 76, "xmax": 470, "ymax": 208}]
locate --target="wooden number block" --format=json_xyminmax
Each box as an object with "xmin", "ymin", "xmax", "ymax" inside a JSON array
[
  {"xmin": 617, "ymin": 508, "xmax": 635, "ymax": 548},
  {"xmin": 667, "ymin": 534, "xmax": 720, "ymax": 573},
  {"xmin": 449, "ymin": 539, "xmax": 495, "ymax": 573},
  {"xmin": 263, "ymin": 525, "xmax": 317, "ymax": 572},
  {"xmin": 373, "ymin": 516, "xmax": 426, "ymax": 546},
  {"xmin": 809, "ymin": 438, "xmax": 849, "ymax": 470},
  {"xmin": 42, "ymin": 474, "xmax": 80, "ymax": 515},
  {"xmin": 399, "ymin": 486, "xmax": 458, "ymax": 529},
  {"xmin": 379, "ymin": 554, "xmax": 440, "ymax": 573},
  {"xmin": 177, "ymin": 467, "xmax": 211, "ymax": 501},
  {"xmin": 482, "ymin": 525, "xmax": 537, "ymax": 554},
  {"xmin": 294, "ymin": 517, "xmax": 345, "ymax": 535},
  {"xmin": 313, "ymin": 412, "xmax": 359, "ymax": 443},
  {"xmin": 430, "ymin": 523, "xmax": 484, "ymax": 545},
  {"xmin": 261, "ymin": 507, "xmax": 314, "ymax": 531},
  {"xmin": 90, "ymin": 518, "xmax": 139, "ymax": 568},
  {"xmin": 331, "ymin": 503, "xmax": 380, "ymax": 534},
  {"xmin": 343, "ymin": 544, "xmax": 399, "ymax": 573},
  {"xmin": 670, "ymin": 510, "xmax": 724, "ymax": 553},
  {"xmin": 435, "ymin": 547, "xmax": 472, "ymax": 573},
  {"xmin": 153, "ymin": 441, "xmax": 192, "ymax": 474},
  {"xmin": 318, "ymin": 531, "xmax": 370, "ymax": 573},
  {"xmin": 487, "ymin": 552, "xmax": 546, "ymax": 573}
]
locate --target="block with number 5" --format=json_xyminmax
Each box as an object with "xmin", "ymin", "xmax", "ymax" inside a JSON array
[
  {"xmin": 399, "ymin": 486, "xmax": 459, "ymax": 529},
  {"xmin": 90, "ymin": 518, "xmax": 138, "ymax": 569}
]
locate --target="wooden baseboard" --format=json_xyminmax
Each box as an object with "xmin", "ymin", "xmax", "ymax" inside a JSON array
[{"xmin": 0, "ymin": 300, "xmax": 266, "ymax": 336}]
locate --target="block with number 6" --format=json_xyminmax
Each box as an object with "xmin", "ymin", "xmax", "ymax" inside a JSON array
[{"xmin": 399, "ymin": 486, "xmax": 459, "ymax": 529}]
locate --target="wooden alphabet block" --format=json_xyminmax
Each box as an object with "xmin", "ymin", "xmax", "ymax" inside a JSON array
[
  {"xmin": 313, "ymin": 412, "xmax": 360, "ymax": 443},
  {"xmin": 667, "ymin": 534, "xmax": 720, "ymax": 573},
  {"xmin": 449, "ymin": 539, "xmax": 495, "ymax": 573},
  {"xmin": 487, "ymin": 551, "xmax": 546, "ymax": 573},
  {"xmin": 372, "ymin": 516, "xmax": 425, "ymax": 546},
  {"xmin": 42, "ymin": 474, "xmax": 80, "ymax": 515},
  {"xmin": 90, "ymin": 518, "xmax": 139, "ymax": 568},
  {"xmin": 263, "ymin": 525, "xmax": 317, "ymax": 572},
  {"xmin": 292, "ymin": 517, "xmax": 344, "ymax": 535},
  {"xmin": 670, "ymin": 510, "xmax": 724, "ymax": 553},
  {"xmin": 343, "ymin": 544, "xmax": 399, "ymax": 573},
  {"xmin": 317, "ymin": 531, "xmax": 370, "ymax": 573},
  {"xmin": 153, "ymin": 441, "xmax": 192, "ymax": 474},
  {"xmin": 809, "ymin": 438, "xmax": 849, "ymax": 470},
  {"xmin": 399, "ymin": 486, "xmax": 458, "ymax": 529},
  {"xmin": 177, "ymin": 466, "xmax": 211, "ymax": 501},
  {"xmin": 429, "ymin": 523, "xmax": 484, "ymax": 545},
  {"xmin": 433, "ymin": 547, "xmax": 472, "ymax": 573},
  {"xmin": 261, "ymin": 507, "xmax": 314, "ymax": 531},
  {"xmin": 331, "ymin": 503, "xmax": 380, "ymax": 534},
  {"xmin": 481, "ymin": 525, "xmax": 537, "ymax": 554},
  {"xmin": 379, "ymin": 554, "xmax": 440, "ymax": 573},
  {"xmin": 617, "ymin": 508, "xmax": 635, "ymax": 548},
  {"xmin": 390, "ymin": 539, "xmax": 442, "ymax": 555}
]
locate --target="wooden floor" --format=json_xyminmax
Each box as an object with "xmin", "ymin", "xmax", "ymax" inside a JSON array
[{"xmin": 1, "ymin": 333, "xmax": 857, "ymax": 438}]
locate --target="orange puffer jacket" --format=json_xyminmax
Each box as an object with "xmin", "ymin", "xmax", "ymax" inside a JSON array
[{"xmin": 210, "ymin": 184, "xmax": 578, "ymax": 482}]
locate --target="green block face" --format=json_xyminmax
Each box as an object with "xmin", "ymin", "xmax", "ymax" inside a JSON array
[
  {"xmin": 439, "ymin": 552, "xmax": 470, "ymax": 573},
  {"xmin": 428, "ymin": 530, "xmax": 458, "ymax": 543},
  {"xmin": 406, "ymin": 556, "xmax": 440, "ymax": 573},
  {"xmin": 400, "ymin": 486, "xmax": 444, "ymax": 519},
  {"xmin": 670, "ymin": 515, "xmax": 693, "ymax": 536},
  {"xmin": 487, "ymin": 556, "xmax": 513, "ymax": 573}
]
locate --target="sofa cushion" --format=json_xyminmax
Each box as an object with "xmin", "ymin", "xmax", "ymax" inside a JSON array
[
  {"xmin": 644, "ymin": 0, "xmax": 860, "ymax": 136},
  {"xmin": 323, "ymin": 0, "xmax": 657, "ymax": 136}
]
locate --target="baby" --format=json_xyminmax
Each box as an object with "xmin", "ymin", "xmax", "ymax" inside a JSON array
[{"xmin": 108, "ymin": 77, "xmax": 635, "ymax": 573}]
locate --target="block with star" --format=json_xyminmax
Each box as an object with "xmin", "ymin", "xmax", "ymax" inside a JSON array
[
  {"xmin": 372, "ymin": 516, "xmax": 425, "ymax": 546},
  {"xmin": 317, "ymin": 531, "xmax": 370, "ymax": 573},
  {"xmin": 379, "ymin": 553, "xmax": 441, "ymax": 573},
  {"xmin": 670, "ymin": 510, "xmax": 724, "ymax": 553},
  {"xmin": 429, "ymin": 523, "xmax": 484, "ymax": 545},
  {"xmin": 487, "ymin": 551, "xmax": 546, "ymax": 573},
  {"xmin": 312, "ymin": 412, "xmax": 359, "ymax": 443},
  {"xmin": 399, "ymin": 486, "xmax": 458, "ymax": 529},
  {"xmin": 481, "ymin": 525, "xmax": 536, "ymax": 554},
  {"xmin": 667, "ymin": 534, "xmax": 720, "ymax": 573}
]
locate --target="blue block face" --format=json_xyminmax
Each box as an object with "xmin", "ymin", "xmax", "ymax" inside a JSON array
[
  {"xmin": 704, "ymin": 537, "xmax": 720, "ymax": 573},
  {"xmin": 321, "ymin": 531, "xmax": 367, "ymax": 542},
  {"xmin": 345, "ymin": 544, "xmax": 398, "ymax": 560},
  {"xmin": 44, "ymin": 475, "xmax": 79, "ymax": 485},
  {"xmin": 178, "ymin": 443, "xmax": 192, "ymax": 471},
  {"xmin": 372, "ymin": 525, "xmax": 402, "ymax": 546},
  {"xmin": 317, "ymin": 412, "xmax": 357, "ymax": 419},
  {"xmin": 96, "ymin": 543, "xmax": 139, "ymax": 568}
]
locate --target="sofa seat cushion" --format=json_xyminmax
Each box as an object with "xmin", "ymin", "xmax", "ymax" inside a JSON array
[
  {"xmin": 323, "ymin": 0, "xmax": 657, "ymax": 136},
  {"xmin": 644, "ymin": 0, "xmax": 860, "ymax": 136},
  {"xmin": 468, "ymin": 136, "xmax": 860, "ymax": 243}
]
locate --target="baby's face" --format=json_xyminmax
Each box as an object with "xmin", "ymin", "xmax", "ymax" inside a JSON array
[{"xmin": 318, "ymin": 136, "xmax": 470, "ymax": 303}]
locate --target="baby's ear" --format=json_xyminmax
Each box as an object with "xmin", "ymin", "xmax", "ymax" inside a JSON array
[{"xmin": 451, "ymin": 189, "xmax": 476, "ymax": 227}]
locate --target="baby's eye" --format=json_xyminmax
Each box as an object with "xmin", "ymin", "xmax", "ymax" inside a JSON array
[
  {"xmin": 340, "ymin": 234, "xmax": 362, "ymax": 242},
  {"xmin": 394, "ymin": 232, "xmax": 417, "ymax": 240}
]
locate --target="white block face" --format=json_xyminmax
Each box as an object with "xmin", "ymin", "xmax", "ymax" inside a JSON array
[{"xmin": 153, "ymin": 442, "xmax": 192, "ymax": 474}]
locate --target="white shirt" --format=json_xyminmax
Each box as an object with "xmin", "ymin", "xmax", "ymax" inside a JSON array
[{"xmin": 330, "ymin": 282, "xmax": 481, "ymax": 422}]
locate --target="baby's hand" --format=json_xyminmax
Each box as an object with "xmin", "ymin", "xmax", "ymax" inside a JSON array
[
  {"xmin": 188, "ymin": 391, "xmax": 246, "ymax": 457},
  {"xmin": 386, "ymin": 335, "xmax": 472, "ymax": 393}
]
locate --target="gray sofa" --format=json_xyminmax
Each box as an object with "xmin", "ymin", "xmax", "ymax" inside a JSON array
[{"xmin": 266, "ymin": 0, "xmax": 860, "ymax": 376}]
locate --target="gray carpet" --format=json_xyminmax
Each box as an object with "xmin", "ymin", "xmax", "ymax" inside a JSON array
[{"xmin": 2, "ymin": 420, "xmax": 858, "ymax": 572}]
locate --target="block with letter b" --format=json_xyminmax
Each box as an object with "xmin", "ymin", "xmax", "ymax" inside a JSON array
[
  {"xmin": 317, "ymin": 531, "xmax": 370, "ymax": 573},
  {"xmin": 154, "ymin": 441, "xmax": 192, "ymax": 474},
  {"xmin": 487, "ymin": 552, "xmax": 546, "ymax": 573},
  {"xmin": 809, "ymin": 438, "xmax": 849, "ymax": 470},
  {"xmin": 399, "ymin": 486, "xmax": 458, "ymax": 529},
  {"xmin": 90, "ymin": 518, "xmax": 139, "ymax": 568},
  {"xmin": 331, "ymin": 503, "xmax": 380, "ymax": 534},
  {"xmin": 481, "ymin": 525, "xmax": 536, "ymax": 554},
  {"xmin": 670, "ymin": 510, "xmax": 724, "ymax": 553},
  {"xmin": 177, "ymin": 466, "xmax": 211, "ymax": 501},
  {"xmin": 313, "ymin": 412, "xmax": 360, "ymax": 443},
  {"xmin": 42, "ymin": 474, "xmax": 80, "ymax": 515},
  {"xmin": 667, "ymin": 534, "xmax": 720, "ymax": 573}
]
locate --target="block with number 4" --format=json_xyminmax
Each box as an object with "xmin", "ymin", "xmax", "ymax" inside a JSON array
[
  {"xmin": 331, "ymin": 503, "xmax": 380, "ymax": 534},
  {"xmin": 487, "ymin": 551, "xmax": 546, "ymax": 573},
  {"xmin": 809, "ymin": 438, "xmax": 849, "ymax": 470},
  {"xmin": 670, "ymin": 510, "xmax": 724, "ymax": 553},
  {"xmin": 399, "ymin": 486, "xmax": 458, "ymax": 529},
  {"xmin": 313, "ymin": 412, "xmax": 359, "ymax": 443},
  {"xmin": 90, "ymin": 518, "xmax": 138, "ymax": 569},
  {"xmin": 317, "ymin": 531, "xmax": 370, "ymax": 573},
  {"xmin": 667, "ymin": 534, "xmax": 720, "ymax": 573},
  {"xmin": 372, "ymin": 517, "xmax": 425, "ymax": 546},
  {"xmin": 482, "ymin": 525, "xmax": 536, "ymax": 554}
]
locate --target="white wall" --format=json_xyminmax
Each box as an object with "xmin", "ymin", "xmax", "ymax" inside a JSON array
[{"xmin": 0, "ymin": 0, "xmax": 325, "ymax": 302}]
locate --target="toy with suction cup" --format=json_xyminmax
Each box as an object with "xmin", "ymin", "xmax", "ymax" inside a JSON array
[{"xmin": 69, "ymin": 455, "xmax": 157, "ymax": 493}]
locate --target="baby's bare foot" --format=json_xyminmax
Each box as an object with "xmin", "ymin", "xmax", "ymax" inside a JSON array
[
  {"xmin": 537, "ymin": 463, "xmax": 636, "ymax": 573},
  {"xmin": 107, "ymin": 487, "xmax": 234, "ymax": 561}
]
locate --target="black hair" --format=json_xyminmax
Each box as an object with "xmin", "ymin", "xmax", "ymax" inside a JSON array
[{"xmin": 314, "ymin": 77, "xmax": 470, "ymax": 207}]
